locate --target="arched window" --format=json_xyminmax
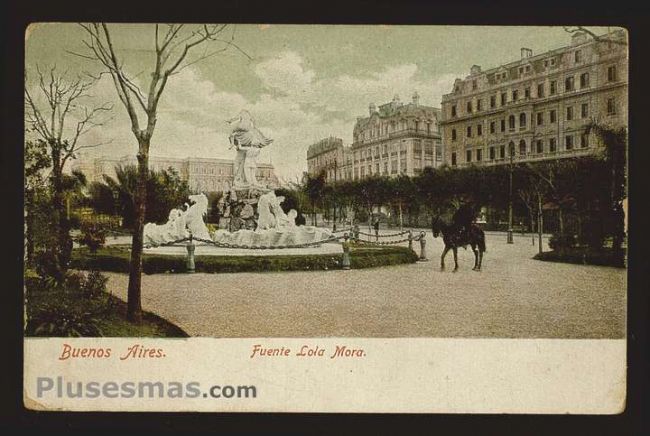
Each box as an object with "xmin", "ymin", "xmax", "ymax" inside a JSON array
[
  {"xmin": 508, "ymin": 115, "xmax": 515, "ymax": 130},
  {"xmin": 519, "ymin": 139, "xmax": 527, "ymax": 155},
  {"xmin": 508, "ymin": 141, "xmax": 515, "ymax": 156},
  {"xmin": 519, "ymin": 112, "xmax": 527, "ymax": 127}
]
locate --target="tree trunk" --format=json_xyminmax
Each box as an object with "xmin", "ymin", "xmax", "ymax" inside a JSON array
[
  {"xmin": 399, "ymin": 201, "xmax": 403, "ymax": 231},
  {"xmin": 50, "ymin": 148, "xmax": 71, "ymax": 279},
  {"xmin": 558, "ymin": 208, "xmax": 564, "ymax": 234},
  {"xmin": 25, "ymin": 189, "xmax": 35, "ymax": 266},
  {"xmin": 537, "ymin": 194, "xmax": 544, "ymax": 254},
  {"xmin": 126, "ymin": 144, "xmax": 149, "ymax": 323}
]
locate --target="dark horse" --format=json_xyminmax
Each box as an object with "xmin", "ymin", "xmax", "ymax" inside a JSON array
[{"xmin": 431, "ymin": 216, "xmax": 486, "ymax": 271}]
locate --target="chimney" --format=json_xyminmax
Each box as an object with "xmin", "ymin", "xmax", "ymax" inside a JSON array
[
  {"xmin": 369, "ymin": 103, "xmax": 376, "ymax": 116},
  {"xmin": 412, "ymin": 91, "xmax": 420, "ymax": 106},
  {"xmin": 521, "ymin": 48, "xmax": 533, "ymax": 59},
  {"xmin": 470, "ymin": 65, "xmax": 482, "ymax": 75}
]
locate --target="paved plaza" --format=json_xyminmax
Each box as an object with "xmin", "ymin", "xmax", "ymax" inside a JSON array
[{"xmin": 105, "ymin": 231, "xmax": 626, "ymax": 339}]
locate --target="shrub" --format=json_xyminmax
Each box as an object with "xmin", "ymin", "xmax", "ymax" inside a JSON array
[
  {"xmin": 78, "ymin": 222, "xmax": 107, "ymax": 253},
  {"xmin": 26, "ymin": 301, "xmax": 103, "ymax": 337},
  {"xmin": 549, "ymin": 233, "xmax": 576, "ymax": 252}
]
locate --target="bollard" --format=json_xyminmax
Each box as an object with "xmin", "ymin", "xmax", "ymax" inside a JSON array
[
  {"xmin": 408, "ymin": 230, "xmax": 413, "ymax": 252},
  {"xmin": 418, "ymin": 231, "xmax": 428, "ymax": 261},
  {"xmin": 341, "ymin": 233, "xmax": 351, "ymax": 270},
  {"xmin": 186, "ymin": 234, "xmax": 196, "ymax": 273}
]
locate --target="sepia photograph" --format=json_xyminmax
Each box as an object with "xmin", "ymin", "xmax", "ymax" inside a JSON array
[{"xmin": 21, "ymin": 22, "xmax": 629, "ymax": 413}]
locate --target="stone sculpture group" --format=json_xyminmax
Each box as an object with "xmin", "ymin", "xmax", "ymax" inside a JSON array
[{"xmin": 143, "ymin": 110, "xmax": 332, "ymax": 248}]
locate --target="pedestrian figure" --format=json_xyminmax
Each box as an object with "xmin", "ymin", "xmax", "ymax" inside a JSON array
[{"xmin": 373, "ymin": 219, "xmax": 380, "ymax": 241}]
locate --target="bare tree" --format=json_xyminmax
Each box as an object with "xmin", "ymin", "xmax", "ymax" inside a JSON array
[
  {"xmin": 24, "ymin": 67, "xmax": 113, "ymax": 278},
  {"xmin": 562, "ymin": 26, "xmax": 627, "ymax": 46},
  {"xmin": 71, "ymin": 23, "xmax": 250, "ymax": 322}
]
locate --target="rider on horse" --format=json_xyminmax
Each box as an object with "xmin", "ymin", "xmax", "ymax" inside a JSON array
[{"xmin": 452, "ymin": 203, "xmax": 476, "ymax": 241}]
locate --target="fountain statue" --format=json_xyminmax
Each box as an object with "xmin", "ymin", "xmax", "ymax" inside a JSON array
[{"xmin": 143, "ymin": 110, "xmax": 333, "ymax": 248}]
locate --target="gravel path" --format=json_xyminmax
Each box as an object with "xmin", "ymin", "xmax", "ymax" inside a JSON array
[{"xmin": 105, "ymin": 232, "xmax": 626, "ymax": 339}]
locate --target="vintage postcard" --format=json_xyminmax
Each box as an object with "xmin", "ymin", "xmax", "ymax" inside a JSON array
[{"xmin": 23, "ymin": 23, "xmax": 627, "ymax": 413}]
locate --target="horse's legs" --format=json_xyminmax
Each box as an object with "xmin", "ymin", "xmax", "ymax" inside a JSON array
[
  {"xmin": 471, "ymin": 244, "xmax": 478, "ymax": 270},
  {"xmin": 440, "ymin": 246, "xmax": 449, "ymax": 270},
  {"xmin": 477, "ymin": 249, "xmax": 483, "ymax": 271},
  {"xmin": 452, "ymin": 247, "xmax": 459, "ymax": 272}
]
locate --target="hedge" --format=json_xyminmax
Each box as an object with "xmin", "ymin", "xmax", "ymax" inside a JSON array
[
  {"xmin": 70, "ymin": 244, "xmax": 419, "ymax": 274},
  {"xmin": 534, "ymin": 248, "xmax": 625, "ymax": 268}
]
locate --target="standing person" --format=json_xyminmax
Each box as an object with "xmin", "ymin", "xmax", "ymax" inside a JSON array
[{"xmin": 373, "ymin": 219, "xmax": 380, "ymax": 241}]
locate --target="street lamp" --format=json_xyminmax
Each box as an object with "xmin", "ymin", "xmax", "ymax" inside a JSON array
[{"xmin": 507, "ymin": 143, "xmax": 514, "ymax": 244}]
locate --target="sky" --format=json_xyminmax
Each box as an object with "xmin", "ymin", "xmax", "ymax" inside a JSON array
[{"xmin": 25, "ymin": 24, "xmax": 612, "ymax": 182}]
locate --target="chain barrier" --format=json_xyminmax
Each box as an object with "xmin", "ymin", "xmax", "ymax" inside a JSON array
[
  {"xmin": 145, "ymin": 234, "xmax": 348, "ymax": 251},
  {"xmin": 356, "ymin": 229, "xmax": 411, "ymax": 238}
]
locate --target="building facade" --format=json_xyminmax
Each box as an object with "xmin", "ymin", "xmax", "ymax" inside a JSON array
[
  {"xmin": 306, "ymin": 137, "xmax": 351, "ymax": 182},
  {"xmin": 439, "ymin": 30, "xmax": 628, "ymax": 167},
  {"xmin": 351, "ymin": 93, "xmax": 443, "ymax": 179},
  {"xmin": 71, "ymin": 155, "xmax": 279, "ymax": 193}
]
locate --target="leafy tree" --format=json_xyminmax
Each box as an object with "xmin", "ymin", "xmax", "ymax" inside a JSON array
[{"xmin": 24, "ymin": 140, "xmax": 51, "ymax": 266}]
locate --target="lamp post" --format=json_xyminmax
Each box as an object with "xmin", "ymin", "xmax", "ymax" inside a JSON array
[{"xmin": 507, "ymin": 143, "xmax": 514, "ymax": 244}]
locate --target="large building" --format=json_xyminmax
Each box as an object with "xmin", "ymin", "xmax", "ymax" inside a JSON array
[
  {"xmin": 71, "ymin": 155, "xmax": 279, "ymax": 193},
  {"xmin": 306, "ymin": 137, "xmax": 351, "ymax": 182},
  {"xmin": 351, "ymin": 93, "xmax": 442, "ymax": 178},
  {"xmin": 306, "ymin": 93, "xmax": 443, "ymax": 181},
  {"xmin": 439, "ymin": 30, "xmax": 628, "ymax": 167}
]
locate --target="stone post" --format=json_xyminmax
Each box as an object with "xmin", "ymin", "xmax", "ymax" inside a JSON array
[
  {"xmin": 342, "ymin": 233, "xmax": 351, "ymax": 270},
  {"xmin": 186, "ymin": 233, "xmax": 196, "ymax": 273},
  {"xmin": 418, "ymin": 231, "xmax": 428, "ymax": 261}
]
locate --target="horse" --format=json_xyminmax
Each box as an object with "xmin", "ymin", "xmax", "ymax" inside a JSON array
[{"xmin": 431, "ymin": 215, "xmax": 486, "ymax": 272}]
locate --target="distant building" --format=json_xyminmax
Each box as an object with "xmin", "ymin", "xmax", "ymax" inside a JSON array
[
  {"xmin": 71, "ymin": 155, "xmax": 279, "ymax": 193},
  {"xmin": 306, "ymin": 137, "xmax": 350, "ymax": 182},
  {"xmin": 351, "ymin": 93, "xmax": 443, "ymax": 179},
  {"xmin": 440, "ymin": 29, "xmax": 628, "ymax": 167}
]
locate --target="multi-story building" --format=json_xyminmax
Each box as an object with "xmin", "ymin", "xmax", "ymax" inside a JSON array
[
  {"xmin": 440, "ymin": 30, "xmax": 628, "ymax": 167},
  {"xmin": 351, "ymin": 93, "xmax": 443, "ymax": 179},
  {"xmin": 306, "ymin": 137, "xmax": 351, "ymax": 182},
  {"xmin": 71, "ymin": 155, "xmax": 279, "ymax": 193}
]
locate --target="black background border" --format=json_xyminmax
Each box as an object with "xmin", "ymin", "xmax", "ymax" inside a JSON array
[{"xmin": 2, "ymin": 1, "xmax": 648, "ymax": 434}]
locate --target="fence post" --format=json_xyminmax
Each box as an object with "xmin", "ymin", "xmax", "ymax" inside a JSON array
[
  {"xmin": 418, "ymin": 231, "xmax": 428, "ymax": 261},
  {"xmin": 408, "ymin": 230, "xmax": 413, "ymax": 252},
  {"xmin": 342, "ymin": 233, "xmax": 351, "ymax": 270},
  {"xmin": 186, "ymin": 233, "xmax": 195, "ymax": 273}
]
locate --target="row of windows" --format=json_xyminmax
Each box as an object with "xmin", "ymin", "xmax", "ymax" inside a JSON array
[
  {"xmin": 450, "ymin": 97, "xmax": 618, "ymax": 141},
  {"xmin": 356, "ymin": 119, "xmax": 436, "ymax": 141},
  {"xmin": 450, "ymin": 65, "xmax": 618, "ymax": 118},
  {"xmin": 451, "ymin": 133, "xmax": 591, "ymax": 165}
]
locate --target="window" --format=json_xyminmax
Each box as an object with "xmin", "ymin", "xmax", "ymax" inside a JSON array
[
  {"xmin": 490, "ymin": 121, "xmax": 496, "ymax": 134},
  {"xmin": 524, "ymin": 87, "xmax": 530, "ymax": 99},
  {"xmin": 551, "ymin": 58, "xmax": 556, "ymax": 66},
  {"xmin": 508, "ymin": 115, "xmax": 516, "ymax": 130},
  {"xmin": 451, "ymin": 152, "xmax": 457, "ymax": 166},
  {"xmin": 519, "ymin": 140, "xmax": 527, "ymax": 155},
  {"xmin": 580, "ymin": 72, "xmax": 590, "ymax": 88},
  {"xmin": 477, "ymin": 99, "xmax": 482, "ymax": 111},
  {"xmin": 512, "ymin": 89, "xmax": 518, "ymax": 101},
  {"xmin": 500, "ymin": 145, "xmax": 506, "ymax": 159},
  {"xmin": 536, "ymin": 83, "xmax": 544, "ymax": 98},
  {"xmin": 490, "ymin": 147, "xmax": 496, "ymax": 160},
  {"xmin": 537, "ymin": 112, "xmax": 544, "ymax": 126},
  {"xmin": 549, "ymin": 138, "xmax": 557, "ymax": 152},
  {"xmin": 466, "ymin": 126, "xmax": 472, "ymax": 138},
  {"xmin": 581, "ymin": 133, "xmax": 589, "ymax": 148},
  {"xmin": 566, "ymin": 106, "xmax": 574, "ymax": 121},
  {"xmin": 518, "ymin": 66, "xmax": 524, "ymax": 75},
  {"xmin": 575, "ymin": 50, "xmax": 582, "ymax": 63},
  {"xmin": 550, "ymin": 81, "xmax": 557, "ymax": 95},
  {"xmin": 509, "ymin": 142, "xmax": 515, "ymax": 157},
  {"xmin": 501, "ymin": 92, "xmax": 507, "ymax": 106},
  {"xmin": 607, "ymin": 97, "xmax": 617, "ymax": 115},
  {"xmin": 550, "ymin": 109, "xmax": 557, "ymax": 123},
  {"xmin": 525, "ymin": 65, "xmax": 531, "ymax": 73},
  {"xmin": 466, "ymin": 150, "xmax": 472, "ymax": 163},
  {"xmin": 565, "ymin": 76, "xmax": 575, "ymax": 92},
  {"xmin": 451, "ymin": 129, "xmax": 457, "ymax": 141},
  {"xmin": 519, "ymin": 112, "xmax": 527, "ymax": 128},
  {"xmin": 565, "ymin": 135, "xmax": 573, "ymax": 150},
  {"xmin": 467, "ymin": 101, "xmax": 473, "ymax": 113},
  {"xmin": 501, "ymin": 119, "xmax": 506, "ymax": 132},
  {"xmin": 451, "ymin": 105, "xmax": 457, "ymax": 117},
  {"xmin": 476, "ymin": 149, "xmax": 483, "ymax": 161},
  {"xmin": 544, "ymin": 60, "xmax": 549, "ymax": 68},
  {"xmin": 536, "ymin": 140, "xmax": 544, "ymax": 154},
  {"xmin": 490, "ymin": 95, "xmax": 496, "ymax": 108},
  {"xmin": 607, "ymin": 65, "xmax": 617, "ymax": 82},
  {"xmin": 581, "ymin": 103, "xmax": 589, "ymax": 118},
  {"xmin": 477, "ymin": 124, "xmax": 482, "ymax": 136}
]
